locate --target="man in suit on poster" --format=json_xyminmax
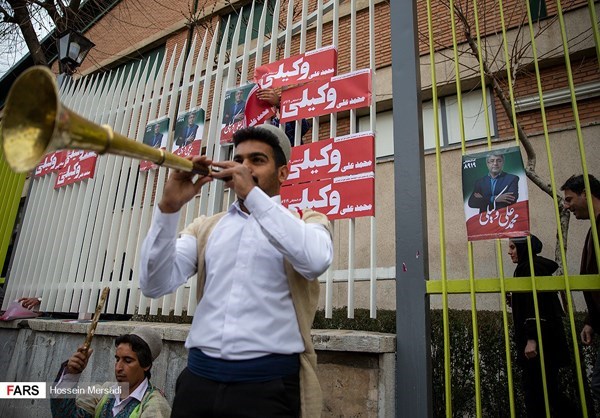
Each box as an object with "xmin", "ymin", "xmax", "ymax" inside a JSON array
[
  {"xmin": 151, "ymin": 124, "xmax": 163, "ymax": 148},
  {"xmin": 176, "ymin": 112, "xmax": 199, "ymax": 147},
  {"xmin": 223, "ymin": 89, "xmax": 246, "ymax": 126},
  {"xmin": 468, "ymin": 152, "xmax": 519, "ymax": 213},
  {"xmin": 150, "ymin": 123, "xmax": 162, "ymax": 148}
]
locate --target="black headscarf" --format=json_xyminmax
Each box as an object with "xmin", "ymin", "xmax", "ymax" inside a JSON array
[
  {"xmin": 510, "ymin": 234, "xmax": 557, "ymax": 277},
  {"xmin": 511, "ymin": 235, "xmax": 543, "ymax": 266}
]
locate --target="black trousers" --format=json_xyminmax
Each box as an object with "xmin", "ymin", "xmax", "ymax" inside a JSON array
[
  {"xmin": 522, "ymin": 359, "xmax": 574, "ymax": 418},
  {"xmin": 171, "ymin": 367, "xmax": 300, "ymax": 418}
]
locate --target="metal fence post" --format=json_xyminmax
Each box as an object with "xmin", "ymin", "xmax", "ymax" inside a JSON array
[{"xmin": 391, "ymin": 0, "xmax": 432, "ymax": 415}]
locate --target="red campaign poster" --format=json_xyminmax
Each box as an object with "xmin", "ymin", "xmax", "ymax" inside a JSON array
[
  {"xmin": 173, "ymin": 140, "xmax": 202, "ymax": 158},
  {"xmin": 254, "ymin": 45, "xmax": 337, "ymax": 89},
  {"xmin": 54, "ymin": 150, "xmax": 97, "ymax": 188},
  {"xmin": 279, "ymin": 69, "xmax": 372, "ymax": 122},
  {"xmin": 34, "ymin": 150, "xmax": 67, "ymax": 177},
  {"xmin": 285, "ymin": 132, "xmax": 375, "ymax": 186},
  {"xmin": 220, "ymin": 83, "xmax": 275, "ymax": 145},
  {"xmin": 462, "ymin": 146, "xmax": 530, "ymax": 241},
  {"xmin": 281, "ymin": 172, "xmax": 375, "ymax": 220},
  {"xmin": 246, "ymin": 85, "xmax": 277, "ymax": 128},
  {"xmin": 139, "ymin": 158, "xmax": 158, "ymax": 172},
  {"xmin": 465, "ymin": 201, "xmax": 530, "ymax": 241}
]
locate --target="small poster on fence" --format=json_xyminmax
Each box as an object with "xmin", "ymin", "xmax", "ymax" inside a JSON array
[
  {"xmin": 462, "ymin": 146, "xmax": 530, "ymax": 241},
  {"xmin": 220, "ymin": 83, "xmax": 275, "ymax": 145},
  {"xmin": 140, "ymin": 117, "xmax": 170, "ymax": 171},
  {"xmin": 173, "ymin": 108, "xmax": 205, "ymax": 157}
]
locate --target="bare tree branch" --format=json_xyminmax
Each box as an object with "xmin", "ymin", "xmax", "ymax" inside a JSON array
[
  {"xmin": 32, "ymin": 0, "xmax": 61, "ymax": 26},
  {"xmin": 436, "ymin": 0, "xmax": 571, "ymax": 263},
  {"xmin": 7, "ymin": 0, "xmax": 47, "ymax": 65},
  {"xmin": 0, "ymin": 5, "xmax": 17, "ymax": 23}
]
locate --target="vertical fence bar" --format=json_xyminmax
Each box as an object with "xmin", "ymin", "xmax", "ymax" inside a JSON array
[
  {"xmin": 467, "ymin": 243, "xmax": 482, "ymax": 416},
  {"xmin": 324, "ymin": 0, "xmax": 339, "ymax": 319},
  {"xmin": 525, "ymin": 236, "xmax": 551, "ymax": 417},
  {"xmin": 115, "ymin": 61, "xmax": 154, "ymax": 315},
  {"xmin": 522, "ymin": 0, "xmax": 591, "ymax": 414},
  {"xmin": 557, "ymin": 0, "xmax": 600, "ymax": 412},
  {"xmin": 159, "ymin": 42, "xmax": 188, "ymax": 316},
  {"xmin": 172, "ymin": 36, "xmax": 201, "ymax": 317},
  {"xmin": 129, "ymin": 57, "xmax": 163, "ymax": 315},
  {"xmin": 0, "ymin": 153, "xmax": 25, "ymax": 285},
  {"xmin": 136, "ymin": 54, "xmax": 168, "ymax": 315},
  {"xmin": 496, "ymin": 239, "xmax": 516, "ymax": 417},
  {"xmin": 555, "ymin": 0, "xmax": 600, "ymax": 294},
  {"xmin": 184, "ymin": 28, "xmax": 220, "ymax": 314},
  {"xmin": 6, "ymin": 177, "xmax": 42, "ymax": 304},
  {"xmin": 148, "ymin": 45, "xmax": 180, "ymax": 316},
  {"xmin": 204, "ymin": 20, "xmax": 230, "ymax": 218},
  {"xmin": 447, "ymin": 0, "xmax": 482, "ymax": 413},
  {"xmin": 587, "ymin": 0, "xmax": 600, "ymax": 68},
  {"xmin": 424, "ymin": 0, "xmax": 450, "ymax": 413},
  {"xmin": 368, "ymin": 0, "xmax": 377, "ymax": 318},
  {"xmin": 346, "ymin": 0, "xmax": 357, "ymax": 319},
  {"xmin": 392, "ymin": 0, "xmax": 431, "ymax": 415}
]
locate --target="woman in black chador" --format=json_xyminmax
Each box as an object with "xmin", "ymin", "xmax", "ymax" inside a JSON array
[{"xmin": 508, "ymin": 235, "xmax": 571, "ymax": 417}]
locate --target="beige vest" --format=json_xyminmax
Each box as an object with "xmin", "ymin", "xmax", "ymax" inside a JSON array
[{"xmin": 181, "ymin": 208, "xmax": 330, "ymax": 418}]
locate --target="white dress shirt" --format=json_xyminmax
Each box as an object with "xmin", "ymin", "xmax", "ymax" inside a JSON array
[{"xmin": 140, "ymin": 186, "xmax": 333, "ymax": 360}]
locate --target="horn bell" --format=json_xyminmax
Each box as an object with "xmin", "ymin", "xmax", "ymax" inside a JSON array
[
  {"xmin": 1, "ymin": 66, "xmax": 217, "ymax": 178},
  {"xmin": 1, "ymin": 66, "xmax": 61, "ymax": 173}
]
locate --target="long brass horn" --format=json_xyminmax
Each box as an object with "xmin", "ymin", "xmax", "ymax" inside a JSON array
[{"xmin": 1, "ymin": 66, "xmax": 213, "ymax": 176}]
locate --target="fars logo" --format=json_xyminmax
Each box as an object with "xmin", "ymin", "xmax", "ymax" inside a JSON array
[{"xmin": 0, "ymin": 382, "xmax": 46, "ymax": 398}]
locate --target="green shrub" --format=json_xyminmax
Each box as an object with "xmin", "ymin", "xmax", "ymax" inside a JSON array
[
  {"xmin": 315, "ymin": 307, "xmax": 598, "ymax": 417},
  {"xmin": 136, "ymin": 306, "xmax": 598, "ymax": 416}
]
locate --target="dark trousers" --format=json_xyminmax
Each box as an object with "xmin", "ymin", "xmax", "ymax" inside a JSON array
[
  {"xmin": 592, "ymin": 349, "xmax": 600, "ymax": 403},
  {"xmin": 588, "ymin": 347, "xmax": 600, "ymax": 416},
  {"xmin": 522, "ymin": 359, "xmax": 573, "ymax": 418},
  {"xmin": 171, "ymin": 367, "xmax": 300, "ymax": 418}
]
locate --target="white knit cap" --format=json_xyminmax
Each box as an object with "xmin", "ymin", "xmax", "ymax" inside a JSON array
[
  {"xmin": 251, "ymin": 123, "xmax": 292, "ymax": 162},
  {"xmin": 130, "ymin": 327, "xmax": 163, "ymax": 361}
]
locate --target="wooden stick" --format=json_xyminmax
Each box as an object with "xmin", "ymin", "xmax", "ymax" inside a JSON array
[{"xmin": 82, "ymin": 287, "xmax": 109, "ymax": 353}]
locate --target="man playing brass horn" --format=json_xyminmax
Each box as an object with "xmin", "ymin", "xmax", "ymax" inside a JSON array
[{"xmin": 139, "ymin": 124, "xmax": 333, "ymax": 417}]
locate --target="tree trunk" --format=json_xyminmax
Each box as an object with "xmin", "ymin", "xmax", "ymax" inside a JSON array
[{"xmin": 8, "ymin": 0, "xmax": 48, "ymax": 66}]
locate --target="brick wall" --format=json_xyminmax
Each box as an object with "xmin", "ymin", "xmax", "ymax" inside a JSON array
[
  {"xmin": 416, "ymin": 0, "xmax": 589, "ymax": 55},
  {"xmin": 74, "ymin": 0, "xmax": 599, "ymax": 143},
  {"xmin": 495, "ymin": 55, "xmax": 600, "ymax": 138}
]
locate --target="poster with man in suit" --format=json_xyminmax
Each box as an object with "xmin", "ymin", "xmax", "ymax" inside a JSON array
[
  {"xmin": 462, "ymin": 146, "xmax": 530, "ymax": 241},
  {"xmin": 140, "ymin": 117, "xmax": 170, "ymax": 171},
  {"xmin": 143, "ymin": 118, "xmax": 169, "ymax": 148},
  {"xmin": 173, "ymin": 108, "xmax": 205, "ymax": 157}
]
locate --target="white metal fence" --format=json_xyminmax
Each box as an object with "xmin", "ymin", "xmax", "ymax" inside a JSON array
[{"xmin": 2, "ymin": 0, "xmax": 383, "ymax": 318}]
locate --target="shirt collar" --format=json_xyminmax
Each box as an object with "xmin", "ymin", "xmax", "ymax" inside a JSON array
[
  {"xmin": 230, "ymin": 194, "xmax": 282, "ymax": 216},
  {"xmin": 488, "ymin": 171, "xmax": 504, "ymax": 179},
  {"xmin": 114, "ymin": 377, "xmax": 148, "ymax": 406}
]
